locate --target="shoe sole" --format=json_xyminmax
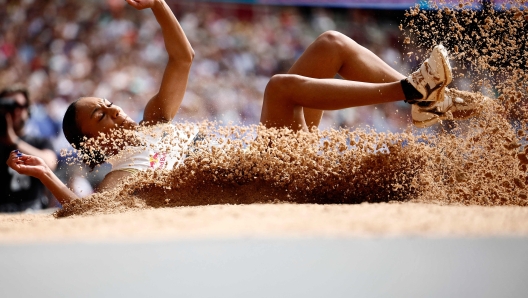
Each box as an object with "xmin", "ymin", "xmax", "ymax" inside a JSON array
[
  {"xmin": 445, "ymin": 88, "xmax": 484, "ymax": 120},
  {"xmin": 413, "ymin": 107, "xmax": 478, "ymax": 128},
  {"xmin": 412, "ymin": 118, "xmax": 438, "ymax": 128},
  {"xmin": 412, "ymin": 108, "xmax": 440, "ymax": 128},
  {"xmin": 431, "ymin": 45, "xmax": 453, "ymax": 103},
  {"xmin": 412, "ymin": 89, "xmax": 484, "ymax": 128}
]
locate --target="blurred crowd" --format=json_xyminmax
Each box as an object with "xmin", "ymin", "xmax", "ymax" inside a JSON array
[{"xmin": 1, "ymin": 0, "xmax": 421, "ymax": 201}]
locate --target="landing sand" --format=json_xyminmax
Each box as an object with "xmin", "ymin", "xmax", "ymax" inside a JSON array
[{"xmin": 1, "ymin": 203, "xmax": 527, "ymax": 243}]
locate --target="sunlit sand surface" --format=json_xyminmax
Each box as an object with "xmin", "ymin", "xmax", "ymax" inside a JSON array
[{"xmin": 1, "ymin": 203, "xmax": 528, "ymax": 243}]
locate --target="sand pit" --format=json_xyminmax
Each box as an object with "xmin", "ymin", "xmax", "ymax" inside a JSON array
[{"xmin": 1, "ymin": 203, "xmax": 528, "ymax": 243}]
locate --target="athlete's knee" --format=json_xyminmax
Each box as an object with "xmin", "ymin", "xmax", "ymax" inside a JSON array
[
  {"xmin": 317, "ymin": 30, "xmax": 349, "ymax": 49},
  {"xmin": 264, "ymin": 74, "xmax": 298, "ymax": 101},
  {"xmin": 319, "ymin": 30, "xmax": 342, "ymax": 41}
]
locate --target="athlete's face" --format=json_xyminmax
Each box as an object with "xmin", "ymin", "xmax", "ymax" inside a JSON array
[{"xmin": 76, "ymin": 97, "xmax": 137, "ymax": 139}]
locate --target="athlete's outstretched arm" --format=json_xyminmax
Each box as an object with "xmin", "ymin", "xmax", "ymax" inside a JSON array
[
  {"xmin": 6, "ymin": 151, "xmax": 78, "ymax": 205},
  {"xmin": 6, "ymin": 151, "xmax": 133, "ymax": 205},
  {"xmin": 126, "ymin": 0, "xmax": 195, "ymax": 124}
]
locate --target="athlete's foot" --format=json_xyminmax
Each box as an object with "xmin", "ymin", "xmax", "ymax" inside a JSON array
[
  {"xmin": 404, "ymin": 44, "xmax": 453, "ymax": 104},
  {"xmin": 412, "ymin": 88, "xmax": 485, "ymax": 128}
]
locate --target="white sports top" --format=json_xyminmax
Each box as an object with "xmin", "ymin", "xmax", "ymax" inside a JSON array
[{"xmin": 107, "ymin": 124, "xmax": 199, "ymax": 173}]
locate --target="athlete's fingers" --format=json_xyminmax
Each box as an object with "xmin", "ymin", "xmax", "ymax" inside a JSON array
[
  {"xmin": 125, "ymin": 0, "xmax": 151, "ymax": 10},
  {"xmin": 8, "ymin": 150, "xmax": 21, "ymax": 162},
  {"xmin": 18, "ymin": 156, "xmax": 39, "ymax": 166},
  {"xmin": 16, "ymin": 155, "xmax": 30, "ymax": 162},
  {"xmin": 124, "ymin": 0, "xmax": 139, "ymax": 9},
  {"xmin": 9, "ymin": 151, "xmax": 33, "ymax": 165},
  {"xmin": 11, "ymin": 150, "xmax": 23, "ymax": 159},
  {"xmin": 15, "ymin": 156, "xmax": 27, "ymax": 165},
  {"xmin": 7, "ymin": 154, "xmax": 23, "ymax": 169},
  {"xmin": 6, "ymin": 152, "xmax": 16, "ymax": 166}
]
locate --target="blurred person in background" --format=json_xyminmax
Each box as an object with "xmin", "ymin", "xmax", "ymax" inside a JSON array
[{"xmin": 0, "ymin": 84, "xmax": 57, "ymax": 212}]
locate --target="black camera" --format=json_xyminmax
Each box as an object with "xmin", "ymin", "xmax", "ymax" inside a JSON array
[
  {"xmin": 0, "ymin": 97, "xmax": 17, "ymax": 138},
  {"xmin": 0, "ymin": 97, "xmax": 18, "ymax": 111}
]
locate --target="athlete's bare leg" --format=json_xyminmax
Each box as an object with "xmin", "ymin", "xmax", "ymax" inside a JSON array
[{"xmin": 260, "ymin": 30, "xmax": 406, "ymax": 130}]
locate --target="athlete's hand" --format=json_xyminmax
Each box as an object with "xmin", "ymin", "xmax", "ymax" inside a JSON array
[
  {"xmin": 125, "ymin": 0, "xmax": 157, "ymax": 10},
  {"xmin": 6, "ymin": 150, "xmax": 49, "ymax": 179}
]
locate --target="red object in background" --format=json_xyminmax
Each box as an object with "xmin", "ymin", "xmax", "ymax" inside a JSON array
[{"xmin": 0, "ymin": 42, "xmax": 16, "ymax": 59}]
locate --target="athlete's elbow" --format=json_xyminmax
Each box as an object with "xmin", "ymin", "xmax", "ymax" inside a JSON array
[
  {"xmin": 181, "ymin": 48, "xmax": 195, "ymax": 64},
  {"xmin": 179, "ymin": 50, "xmax": 194, "ymax": 63},
  {"xmin": 167, "ymin": 48, "xmax": 194, "ymax": 66},
  {"xmin": 188, "ymin": 48, "xmax": 195, "ymax": 61}
]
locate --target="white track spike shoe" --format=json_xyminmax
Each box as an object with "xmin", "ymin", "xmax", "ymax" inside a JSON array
[
  {"xmin": 412, "ymin": 88, "xmax": 485, "ymax": 128},
  {"xmin": 406, "ymin": 44, "xmax": 453, "ymax": 104}
]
